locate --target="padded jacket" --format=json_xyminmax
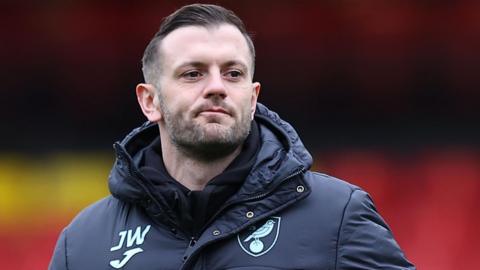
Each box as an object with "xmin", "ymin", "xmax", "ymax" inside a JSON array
[{"xmin": 49, "ymin": 103, "xmax": 415, "ymax": 270}]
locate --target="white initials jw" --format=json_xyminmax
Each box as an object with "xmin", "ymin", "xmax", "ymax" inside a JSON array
[{"xmin": 109, "ymin": 225, "xmax": 151, "ymax": 269}]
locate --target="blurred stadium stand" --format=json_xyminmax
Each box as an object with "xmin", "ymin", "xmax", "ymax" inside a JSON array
[{"xmin": 0, "ymin": 1, "xmax": 479, "ymax": 269}]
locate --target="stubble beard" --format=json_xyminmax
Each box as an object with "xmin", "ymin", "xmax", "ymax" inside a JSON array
[{"xmin": 159, "ymin": 98, "xmax": 251, "ymax": 162}]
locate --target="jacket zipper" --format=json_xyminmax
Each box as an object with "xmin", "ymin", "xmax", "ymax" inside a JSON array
[
  {"xmin": 200, "ymin": 166, "xmax": 306, "ymax": 233},
  {"xmin": 182, "ymin": 166, "xmax": 306, "ymax": 269},
  {"xmin": 244, "ymin": 167, "xmax": 306, "ymax": 201}
]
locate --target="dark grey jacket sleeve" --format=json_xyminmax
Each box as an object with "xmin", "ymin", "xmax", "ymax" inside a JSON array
[
  {"xmin": 49, "ymin": 228, "xmax": 68, "ymax": 270},
  {"xmin": 337, "ymin": 189, "xmax": 415, "ymax": 269}
]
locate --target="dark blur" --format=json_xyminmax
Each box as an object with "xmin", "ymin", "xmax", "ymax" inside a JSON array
[
  {"xmin": 2, "ymin": 0, "xmax": 479, "ymax": 151},
  {"xmin": 1, "ymin": 1, "xmax": 479, "ymax": 269}
]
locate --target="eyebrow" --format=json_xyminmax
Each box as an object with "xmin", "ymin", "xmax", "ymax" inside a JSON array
[
  {"xmin": 175, "ymin": 61, "xmax": 207, "ymax": 71},
  {"xmin": 174, "ymin": 60, "xmax": 249, "ymax": 72},
  {"xmin": 222, "ymin": 60, "xmax": 248, "ymax": 71}
]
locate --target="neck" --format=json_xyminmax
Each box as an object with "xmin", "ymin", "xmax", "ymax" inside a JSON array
[{"xmin": 159, "ymin": 132, "xmax": 242, "ymax": 191}]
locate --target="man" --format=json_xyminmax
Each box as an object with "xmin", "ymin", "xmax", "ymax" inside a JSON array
[{"xmin": 50, "ymin": 4, "xmax": 415, "ymax": 270}]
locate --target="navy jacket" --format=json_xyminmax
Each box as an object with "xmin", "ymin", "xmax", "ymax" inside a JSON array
[{"xmin": 49, "ymin": 104, "xmax": 415, "ymax": 270}]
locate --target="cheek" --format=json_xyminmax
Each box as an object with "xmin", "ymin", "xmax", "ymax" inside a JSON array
[
  {"xmin": 230, "ymin": 85, "xmax": 254, "ymax": 101},
  {"xmin": 160, "ymin": 80, "xmax": 200, "ymax": 106},
  {"xmin": 162, "ymin": 90, "xmax": 194, "ymax": 112},
  {"xmin": 239, "ymin": 90, "xmax": 257, "ymax": 108},
  {"xmin": 231, "ymin": 92, "xmax": 256, "ymax": 118}
]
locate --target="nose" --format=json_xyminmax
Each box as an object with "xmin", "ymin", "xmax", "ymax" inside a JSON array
[{"xmin": 203, "ymin": 70, "xmax": 227, "ymax": 99}]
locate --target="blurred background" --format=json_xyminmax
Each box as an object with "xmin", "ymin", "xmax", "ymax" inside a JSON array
[{"xmin": 1, "ymin": 0, "xmax": 479, "ymax": 269}]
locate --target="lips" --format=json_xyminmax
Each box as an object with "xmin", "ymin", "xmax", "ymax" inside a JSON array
[
  {"xmin": 198, "ymin": 106, "xmax": 231, "ymax": 116},
  {"xmin": 202, "ymin": 107, "xmax": 229, "ymax": 114}
]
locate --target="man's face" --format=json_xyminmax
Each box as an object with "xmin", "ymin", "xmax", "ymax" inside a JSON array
[{"xmin": 155, "ymin": 24, "xmax": 260, "ymax": 160}]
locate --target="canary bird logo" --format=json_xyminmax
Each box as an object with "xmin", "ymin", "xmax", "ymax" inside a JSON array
[{"xmin": 237, "ymin": 217, "xmax": 281, "ymax": 257}]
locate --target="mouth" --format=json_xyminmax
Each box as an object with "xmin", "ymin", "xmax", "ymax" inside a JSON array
[{"xmin": 198, "ymin": 107, "xmax": 231, "ymax": 116}]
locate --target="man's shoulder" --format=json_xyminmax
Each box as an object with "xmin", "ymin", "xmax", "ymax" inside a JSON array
[
  {"xmin": 64, "ymin": 196, "xmax": 128, "ymax": 237},
  {"xmin": 300, "ymin": 171, "xmax": 364, "ymax": 211},
  {"xmin": 304, "ymin": 171, "xmax": 361, "ymax": 196},
  {"xmin": 71, "ymin": 196, "xmax": 120, "ymax": 222}
]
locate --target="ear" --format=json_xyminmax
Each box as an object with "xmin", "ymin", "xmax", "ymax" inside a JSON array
[
  {"xmin": 250, "ymin": 82, "xmax": 261, "ymax": 120},
  {"xmin": 136, "ymin": 83, "xmax": 163, "ymax": 122}
]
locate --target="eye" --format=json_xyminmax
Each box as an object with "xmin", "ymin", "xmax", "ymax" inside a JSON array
[
  {"xmin": 182, "ymin": 71, "xmax": 203, "ymax": 80},
  {"xmin": 224, "ymin": 70, "xmax": 244, "ymax": 80},
  {"xmin": 229, "ymin": 71, "xmax": 242, "ymax": 77}
]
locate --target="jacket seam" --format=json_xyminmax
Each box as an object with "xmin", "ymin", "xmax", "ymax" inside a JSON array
[{"xmin": 334, "ymin": 188, "xmax": 359, "ymax": 270}]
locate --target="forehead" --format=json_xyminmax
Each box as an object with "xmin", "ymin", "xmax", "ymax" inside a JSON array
[{"xmin": 158, "ymin": 24, "xmax": 252, "ymax": 69}]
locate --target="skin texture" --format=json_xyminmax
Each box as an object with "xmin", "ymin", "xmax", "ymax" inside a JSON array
[{"xmin": 136, "ymin": 24, "xmax": 261, "ymax": 190}]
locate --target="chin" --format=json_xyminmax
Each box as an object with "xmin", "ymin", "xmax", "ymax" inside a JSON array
[
  {"xmin": 201, "ymin": 126, "xmax": 231, "ymax": 140},
  {"xmin": 202, "ymin": 121, "xmax": 230, "ymax": 130}
]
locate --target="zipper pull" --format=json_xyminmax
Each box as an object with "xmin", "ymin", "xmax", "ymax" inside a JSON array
[{"xmin": 189, "ymin": 236, "xmax": 197, "ymax": 247}]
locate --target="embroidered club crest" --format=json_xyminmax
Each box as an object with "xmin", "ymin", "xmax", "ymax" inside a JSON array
[{"xmin": 237, "ymin": 217, "xmax": 281, "ymax": 257}]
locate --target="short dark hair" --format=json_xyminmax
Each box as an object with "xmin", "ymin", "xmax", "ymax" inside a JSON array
[{"xmin": 141, "ymin": 4, "xmax": 256, "ymax": 85}]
